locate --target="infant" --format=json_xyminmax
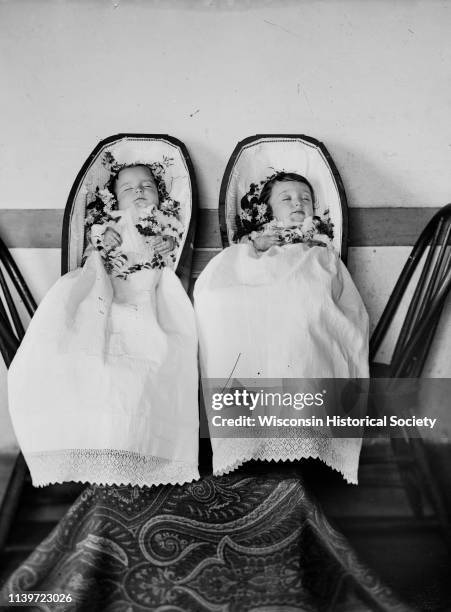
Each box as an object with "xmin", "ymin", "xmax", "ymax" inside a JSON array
[
  {"xmin": 194, "ymin": 170, "xmax": 369, "ymax": 485},
  {"xmin": 240, "ymin": 172, "xmax": 329, "ymax": 252},
  {"xmin": 8, "ymin": 157, "xmax": 200, "ymax": 488},
  {"xmin": 100, "ymin": 164, "xmax": 176, "ymax": 258}
]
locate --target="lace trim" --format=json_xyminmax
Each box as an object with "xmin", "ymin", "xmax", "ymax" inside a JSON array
[
  {"xmin": 212, "ymin": 438, "xmax": 362, "ymax": 484},
  {"xmin": 26, "ymin": 449, "xmax": 200, "ymax": 488}
]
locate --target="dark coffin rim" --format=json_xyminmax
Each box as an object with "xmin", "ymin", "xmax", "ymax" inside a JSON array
[
  {"xmin": 61, "ymin": 133, "xmax": 199, "ymax": 292},
  {"xmin": 218, "ymin": 134, "xmax": 349, "ymax": 263}
]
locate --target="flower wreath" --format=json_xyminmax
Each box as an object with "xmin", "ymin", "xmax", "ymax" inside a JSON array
[
  {"xmin": 83, "ymin": 152, "xmax": 184, "ymax": 277},
  {"xmin": 234, "ymin": 169, "xmax": 334, "ymax": 246}
]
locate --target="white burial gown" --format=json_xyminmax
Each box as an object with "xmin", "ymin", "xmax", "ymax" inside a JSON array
[
  {"xmin": 8, "ymin": 208, "xmax": 199, "ymax": 487},
  {"xmin": 194, "ymin": 242, "xmax": 369, "ymax": 484}
]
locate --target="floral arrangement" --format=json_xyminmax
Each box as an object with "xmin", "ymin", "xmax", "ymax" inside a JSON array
[
  {"xmin": 234, "ymin": 169, "xmax": 334, "ymax": 245},
  {"xmin": 249, "ymin": 215, "xmax": 333, "ymax": 247},
  {"xmin": 237, "ymin": 180, "xmax": 272, "ymax": 236},
  {"xmin": 83, "ymin": 152, "xmax": 184, "ymax": 278}
]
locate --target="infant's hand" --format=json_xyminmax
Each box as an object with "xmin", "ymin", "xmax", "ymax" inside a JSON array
[
  {"xmin": 252, "ymin": 233, "xmax": 282, "ymax": 252},
  {"xmin": 102, "ymin": 227, "xmax": 122, "ymax": 251},
  {"xmin": 306, "ymin": 239, "xmax": 327, "ymax": 248},
  {"xmin": 151, "ymin": 235, "xmax": 176, "ymax": 256}
]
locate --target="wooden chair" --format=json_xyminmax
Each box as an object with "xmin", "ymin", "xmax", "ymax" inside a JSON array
[
  {"xmin": 370, "ymin": 202, "xmax": 451, "ymax": 542},
  {"xmin": 0, "ymin": 236, "xmax": 37, "ymax": 551}
]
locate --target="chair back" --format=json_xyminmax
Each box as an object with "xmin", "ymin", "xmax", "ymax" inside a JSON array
[
  {"xmin": 0, "ymin": 237, "xmax": 37, "ymax": 367},
  {"xmin": 370, "ymin": 203, "xmax": 451, "ymax": 377}
]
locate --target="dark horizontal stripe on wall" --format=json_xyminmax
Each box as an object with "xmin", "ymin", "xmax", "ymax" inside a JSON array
[
  {"xmin": 197, "ymin": 208, "xmax": 442, "ymax": 248},
  {"xmin": 348, "ymin": 207, "xmax": 442, "ymax": 248},
  {"xmin": 0, "ymin": 207, "xmax": 442, "ymax": 249},
  {"xmin": 0, "ymin": 210, "xmax": 65, "ymax": 249}
]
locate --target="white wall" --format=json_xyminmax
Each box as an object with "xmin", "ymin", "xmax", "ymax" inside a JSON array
[
  {"xmin": 1, "ymin": 0, "xmax": 451, "ymax": 448},
  {"xmin": 1, "ymin": 0, "xmax": 450, "ymax": 210}
]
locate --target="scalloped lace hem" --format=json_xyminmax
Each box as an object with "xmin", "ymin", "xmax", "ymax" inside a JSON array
[
  {"xmin": 212, "ymin": 438, "xmax": 361, "ymax": 485},
  {"xmin": 26, "ymin": 449, "xmax": 200, "ymax": 488}
]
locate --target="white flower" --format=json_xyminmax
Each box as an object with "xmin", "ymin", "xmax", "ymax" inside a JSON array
[
  {"xmin": 84, "ymin": 211, "xmax": 95, "ymax": 227},
  {"xmin": 98, "ymin": 188, "xmax": 116, "ymax": 212},
  {"xmin": 159, "ymin": 198, "xmax": 175, "ymax": 212},
  {"xmin": 240, "ymin": 210, "xmax": 252, "ymax": 222},
  {"xmin": 255, "ymin": 203, "xmax": 268, "ymax": 222},
  {"xmin": 291, "ymin": 227, "xmax": 305, "ymax": 239}
]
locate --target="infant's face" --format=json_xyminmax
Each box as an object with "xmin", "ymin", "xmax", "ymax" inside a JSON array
[
  {"xmin": 269, "ymin": 181, "xmax": 314, "ymax": 226},
  {"xmin": 115, "ymin": 166, "xmax": 159, "ymax": 211}
]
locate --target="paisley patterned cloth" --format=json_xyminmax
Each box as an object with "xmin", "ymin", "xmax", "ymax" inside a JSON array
[{"xmin": 2, "ymin": 467, "xmax": 412, "ymax": 611}]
